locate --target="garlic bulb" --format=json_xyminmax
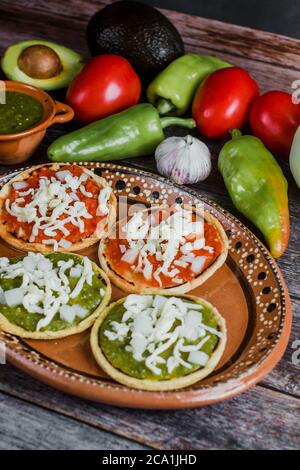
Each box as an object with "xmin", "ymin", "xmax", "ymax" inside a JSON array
[{"xmin": 155, "ymin": 135, "xmax": 212, "ymax": 184}]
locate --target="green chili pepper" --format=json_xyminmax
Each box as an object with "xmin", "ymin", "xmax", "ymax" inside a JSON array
[
  {"xmin": 47, "ymin": 103, "xmax": 195, "ymax": 163},
  {"xmin": 147, "ymin": 53, "xmax": 231, "ymax": 116},
  {"xmin": 218, "ymin": 130, "xmax": 290, "ymax": 258}
]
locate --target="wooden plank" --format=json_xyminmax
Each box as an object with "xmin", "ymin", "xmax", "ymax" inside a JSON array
[
  {"xmin": 161, "ymin": 9, "xmax": 300, "ymax": 71},
  {"xmin": 3, "ymin": 0, "xmax": 300, "ymax": 70},
  {"xmin": 0, "ymin": 365, "xmax": 299, "ymax": 449},
  {"xmin": 0, "ymin": 390, "xmax": 148, "ymax": 450},
  {"xmin": 0, "ymin": 0, "xmax": 299, "ymax": 450},
  {"xmin": 0, "ymin": 1, "xmax": 299, "ymax": 94}
]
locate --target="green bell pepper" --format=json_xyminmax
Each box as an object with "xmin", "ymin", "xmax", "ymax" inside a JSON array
[
  {"xmin": 147, "ymin": 53, "xmax": 231, "ymax": 116},
  {"xmin": 47, "ymin": 103, "xmax": 195, "ymax": 163},
  {"xmin": 218, "ymin": 130, "xmax": 290, "ymax": 258}
]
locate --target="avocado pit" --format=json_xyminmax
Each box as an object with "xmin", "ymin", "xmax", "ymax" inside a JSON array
[{"xmin": 18, "ymin": 45, "xmax": 63, "ymax": 79}]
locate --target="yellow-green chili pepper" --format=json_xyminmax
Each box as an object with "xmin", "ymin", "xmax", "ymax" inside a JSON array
[
  {"xmin": 218, "ymin": 130, "xmax": 290, "ymax": 258},
  {"xmin": 147, "ymin": 53, "xmax": 231, "ymax": 116}
]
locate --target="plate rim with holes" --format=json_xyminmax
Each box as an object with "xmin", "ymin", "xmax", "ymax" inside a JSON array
[{"xmin": 0, "ymin": 162, "xmax": 292, "ymax": 409}]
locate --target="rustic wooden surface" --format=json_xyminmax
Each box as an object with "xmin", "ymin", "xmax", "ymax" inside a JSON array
[{"xmin": 0, "ymin": 0, "xmax": 299, "ymax": 450}]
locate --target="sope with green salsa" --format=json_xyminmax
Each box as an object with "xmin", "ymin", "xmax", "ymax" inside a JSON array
[
  {"xmin": 98, "ymin": 293, "xmax": 225, "ymax": 381},
  {"xmin": 0, "ymin": 91, "xmax": 43, "ymax": 135},
  {"xmin": 0, "ymin": 252, "xmax": 110, "ymax": 337}
]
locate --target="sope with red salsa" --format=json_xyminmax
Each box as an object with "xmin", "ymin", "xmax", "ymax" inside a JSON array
[
  {"xmin": 0, "ymin": 164, "xmax": 116, "ymax": 252},
  {"xmin": 99, "ymin": 205, "xmax": 228, "ymax": 293}
]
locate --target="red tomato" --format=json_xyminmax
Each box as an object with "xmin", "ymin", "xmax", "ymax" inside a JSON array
[
  {"xmin": 66, "ymin": 54, "xmax": 141, "ymax": 125},
  {"xmin": 192, "ymin": 67, "xmax": 259, "ymax": 139},
  {"xmin": 250, "ymin": 91, "xmax": 300, "ymax": 158}
]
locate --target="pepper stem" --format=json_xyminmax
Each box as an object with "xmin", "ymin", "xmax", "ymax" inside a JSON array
[
  {"xmin": 230, "ymin": 129, "xmax": 242, "ymax": 139},
  {"xmin": 156, "ymin": 98, "xmax": 175, "ymax": 115},
  {"xmin": 160, "ymin": 116, "xmax": 196, "ymax": 130}
]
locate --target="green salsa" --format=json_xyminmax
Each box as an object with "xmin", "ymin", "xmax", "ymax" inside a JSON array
[
  {"xmin": 0, "ymin": 253, "xmax": 106, "ymax": 332},
  {"xmin": 0, "ymin": 91, "xmax": 43, "ymax": 134},
  {"xmin": 100, "ymin": 298, "xmax": 219, "ymax": 381}
]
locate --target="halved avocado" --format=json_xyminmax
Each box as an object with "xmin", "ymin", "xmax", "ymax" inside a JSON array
[{"xmin": 1, "ymin": 40, "xmax": 84, "ymax": 90}]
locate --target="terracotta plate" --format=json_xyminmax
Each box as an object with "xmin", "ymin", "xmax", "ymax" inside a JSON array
[{"xmin": 0, "ymin": 163, "xmax": 292, "ymax": 409}]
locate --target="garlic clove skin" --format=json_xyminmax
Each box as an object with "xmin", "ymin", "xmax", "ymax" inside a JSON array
[{"xmin": 155, "ymin": 135, "xmax": 212, "ymax": 185}]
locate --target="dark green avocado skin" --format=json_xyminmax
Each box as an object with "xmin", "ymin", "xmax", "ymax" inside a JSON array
[{"xmin": 86, "ymin": 1, "xmax": 184, "ymax": 79}]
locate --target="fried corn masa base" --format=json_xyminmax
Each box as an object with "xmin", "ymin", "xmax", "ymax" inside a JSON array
[
  {"xmin": 0, "ymin": 163, "xmax": 117, "ymax": 253},
  {"xmin": 90, "ymin": 293, "xmax": 227, "ymax": 391},
  {"xmin": 0, "ymin": 253, "xmax": 112, "ymax": 339},
  {"xmin": 98, "ymin": 208, "xmax": 228, "ymax": 294}
]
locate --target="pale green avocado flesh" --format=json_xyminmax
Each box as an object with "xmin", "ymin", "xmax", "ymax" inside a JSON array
[
  {"xmin": 0, "ymin": 253, "xmax": 106, "ymax": 332},
  {"xmin": 100, "ymin": 299, "xmax": 219, "ymax": 381},
  {"xmin": 1, "ymin": 40, "xmax": 84, "ymax": 90}
]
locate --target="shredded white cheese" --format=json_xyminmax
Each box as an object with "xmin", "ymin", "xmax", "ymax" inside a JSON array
[
  {"xmin": 118, "ymin": 207, "xmax": 209, "ymax": 285},
  {"xmin": 0, "ymin": 253, "xmax": 104, "ymax": 331},
  {"xmin": 5, "ymin": 169, "xmax": 112, "ymax": 248},
  {"xmin": 12, "ymin": 181, "xmax": 28, "ymax": 191},
  {"xmin": 104, "ymin": 294, "xmax": 222, "ymax": 376},
  {"xmin": 97, "ymin": 186, "xmax": 112, "ymax": 215}
]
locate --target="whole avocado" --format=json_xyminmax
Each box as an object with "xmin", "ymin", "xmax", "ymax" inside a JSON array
[{"xmin": 86, "ymin": 1, "xmax": 184, "ymax": 79}]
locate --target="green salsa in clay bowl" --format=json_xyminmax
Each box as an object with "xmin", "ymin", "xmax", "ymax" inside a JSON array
[
  {"xmin": 0, "ymin": 81, "xmax": 74, "ymax": 165},
  {"xmin": 0, "ymin": 91, "xmax": 43, "ymax": 135}
]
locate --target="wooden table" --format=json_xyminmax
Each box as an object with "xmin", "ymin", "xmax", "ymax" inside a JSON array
[{"xmin": 0, "ymin": 0, "xmax": 299, "ymax": 451}]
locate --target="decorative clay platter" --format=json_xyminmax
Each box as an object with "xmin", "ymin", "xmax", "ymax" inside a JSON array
[{"xmin": 0, "ymin": 163, "xmax": 292, "ymax": 409}]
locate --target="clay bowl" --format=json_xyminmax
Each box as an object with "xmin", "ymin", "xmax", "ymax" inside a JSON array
[{"xmin": 0, "ymin": 80, "xmax": 74, "ymax": 165}]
